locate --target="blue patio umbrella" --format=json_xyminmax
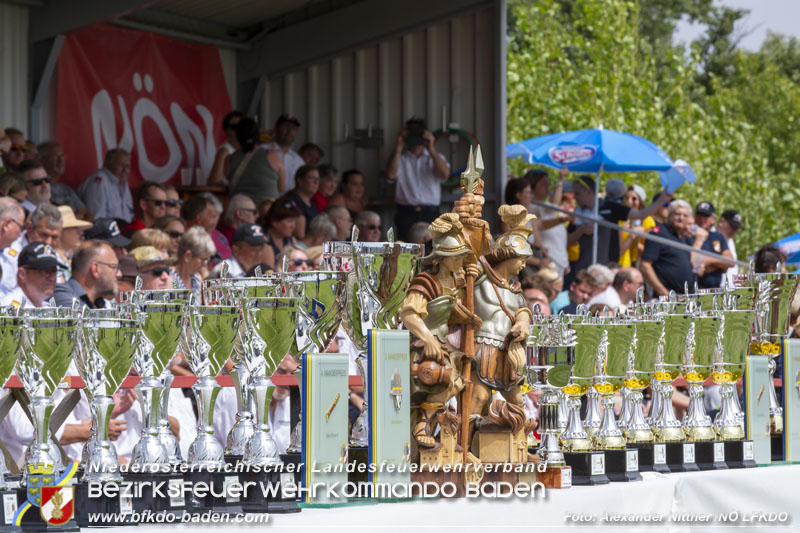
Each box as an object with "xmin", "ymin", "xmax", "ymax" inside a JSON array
[
  {"xmin": 507, "ymin": 127, "xmax": 676, "ymax": 263},
  {"xmin": 775, "ymin": 233, "xmax": 800, "ymax": 266}
]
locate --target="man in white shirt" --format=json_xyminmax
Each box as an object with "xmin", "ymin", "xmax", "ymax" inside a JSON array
[
  {"xmin": 587, "ymin": 267, "xmax": 644, "ymax": 312},
  {"xmin": 262, "ymin": 114, "xmax": 304, "ymax": 191},
  {"xmin": 386, "ymin": 117, "xmax": 450, "ymax": 241},
  {"xmin": 77, "ymin": 148, "xmax": 134, "ymax": 222},
  {"xmin": 717, "ymin": 209, "xmax": 742, "ymax": 286},
  {"xmin": 0, "ymin": 204, "xmax": 62, "ymax": 295}
]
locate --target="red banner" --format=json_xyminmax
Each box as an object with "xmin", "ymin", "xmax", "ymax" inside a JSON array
[{"xmin": 56, "ymin": 25, "xmax": 231, "ymax": 189}]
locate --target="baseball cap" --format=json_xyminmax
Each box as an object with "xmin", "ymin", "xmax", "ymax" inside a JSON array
[
  {"xmin": 57, "ymin": 206, "xmax": 92, "ymax": 230},
  {"xmin": 275, "ymin": 114, "xmax": 301, "ymax": 127},
  {"xmin": 695, "ymin": 201, "xmax": 716, "ymax": 217},
  {"xmin": 721, "ymin": 209, "xmax": 743, "ymax": 229},
  {"xmin": 233, "ymin": 224, "xmax": 268, "ymax": 246},
  {"xmin": 605, "ymin": 178, "xmax": 626, "ymax": 200},
  {"xmin": 85, "ymin": 218, "xmax": 131, "ymax": 248},
  {"xmin": 130, "ymin": 246, "xmax": 176, "ymax": 270},
  {"xmin": 631, "ymin": 184, "xmax": 647, "ymax": 203},
  {"xmin": 18, "ymin": 242, "xmax": 59, "ymax": 270}
]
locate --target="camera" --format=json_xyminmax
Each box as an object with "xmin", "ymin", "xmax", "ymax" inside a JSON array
[{"xmin": 405, "ymin": 119, "xmax": 426, "ymax": 147}]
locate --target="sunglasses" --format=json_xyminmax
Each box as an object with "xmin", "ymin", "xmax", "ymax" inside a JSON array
[
  {"xmin": 146, "ymin": 266, "xmax": 171, "ymax": 277},
  {"xmin": 293, "ymin": 259, "xmax": 313, "ymax": 267},
  {"xmin": 166, "ymin": 199, "xmax": 182, "ymax": 208},
  {"xmin": 366, "ymin": 224, "xmax": 380, "ymax": 231},
  {"xmin": 28, "ymin": 177, "xmax": 52, "ymax": 187},
  {"xmin": 167, "ymin": 230, "xmax": 184, "ymax": 239},
  {"xmin": 147, "ymin": 199, "xmax": 167, "ymax": 207},
  {"xmin": 10, "ymin": 144, "xmax": 27, "ymax": 152}
]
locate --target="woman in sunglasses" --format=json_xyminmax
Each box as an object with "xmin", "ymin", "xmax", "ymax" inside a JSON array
[
  {"xmin": 275, "ymin": 244, "xmax": 312, "ymax": 273},
  {"xmin": 153, "ymin": 215, "xmax": 187, "ymax": 257}
]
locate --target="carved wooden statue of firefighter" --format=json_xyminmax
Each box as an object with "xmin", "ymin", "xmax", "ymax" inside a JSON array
[
  {"xmin": 468, "ymin": 204, "xmax": 534, "ymax": 434},
  {"xmin": 401, "ymin": 213, "xmax": 482, "ymax": 453}
]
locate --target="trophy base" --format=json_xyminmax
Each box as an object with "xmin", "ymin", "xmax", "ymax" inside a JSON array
[
  {"xmin": 185, "ymin": 470, "xmax": 242, "ymax": 515},
  {"xmin": 224, "ymin": 454, "xmax": 243, "ymax": 466},
  {"xmin": 533, "ymin": 463, "xmax": 572, "ymax": 489},
  {"xmin": 126, "ymin": 471, "xmax": 187, "ymax": 519},
  {"xmin": 347, "ymin": 446, "xmax": 369, "ymax": 486},
  {"xmin": 280, "ymin": 453, "xmax": 303, "ymax": 506},
  {"xmin": 664, "ymin": 442, "xmax": 699, "ymax": 472},
  {"xmin": 723, "ymin": 440, "xmax": 757, "ymax": 469},
  {"xmin": 694, "ymin": 441, "xmax": 728, "ymax": 471},
  {"xmin": 563, "ymin": 452, "xmax": 609, "ymax": 485},
  {"xmin": 771, "ymin": 435, "xmax": 785, "ymax": 462},
  {"xmin": 604, "ymin": 448, "xmax": 642, "ymax": 482},
  {"xmin": 630, "ymin": 442, "xmax": 669, "ymax": 474},
  {"xmin": 74, "ymin": 481, "xmax": 134, "ymax": 527},
  {"xmin": 1, "ymin": 487, "xmax": 20, "ymax": 532},
  {"xmin": 240, "ymin": 467, "xmax": 301, "ymax": 514}
]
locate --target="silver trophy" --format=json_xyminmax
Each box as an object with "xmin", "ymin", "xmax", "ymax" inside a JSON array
[
  {"xmin": 204, "ymin": 272, "xmax": 283, "ymax": 458},
  {"xmin": 526, "ymin": 312, "xmax": 575, "ymax": 465},
  {"xmin": 121, "ymin": 286, "xmax": 192, "ymax": 468},
  {"xmin": 181, "ymin": 295, "xmax": 242, "ymax": 468},
  {"xmin": 621, "ymin": 306, "xmax": 662, "ymax": 444},
  {"xmin": 16, "ymin": 306, "xmax": 81, "ymax": 478},
  {"xmin": 241, "ymin": 282, "xmax": 303, "ymax": 466},
  {"xmin": 0, "ymin": 310, "xmax": 22, "ymax": 488},
  {"xmin": 76, "ymin": 307, "xmax": 139, "ymax": 481},
  {"xmin": 681, "ymin": 297, "xmax": 722, "ymax": 442},
  {"xmin": 592, "ymin": 316, "xmax": 635, "ymax": 450},
  {"xmin": 560, "ymin": 309, "xmax": 605, "ymax": 452},
  {"xmin": 282, "ymin": 270, "xmax": 347, "ymax": 453},
  {"xmin": 324, "ymin": 231, "xmax": 423, "ymax": 446}
]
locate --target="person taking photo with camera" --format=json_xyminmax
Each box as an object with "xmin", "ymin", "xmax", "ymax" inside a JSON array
[{"xmin": 386, "ymin": 117, "xmax": 450, "ymax": 241}]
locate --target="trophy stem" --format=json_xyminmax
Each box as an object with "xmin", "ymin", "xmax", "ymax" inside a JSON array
[
  {"xmin": 583, "ymin": 386, "xmax": 603, "ymax": 438},
  {"xmin": 537, "ymin": 389, "xmax": 565, "ymax": 465},
  {"xmin": 682, "ymin": 382, "xmax": 715, "ymax": 442},
  {"xmin": 767, "ymin": 356, "xmax": 783, "ymax": 434},
  {"xmin": 714, "ymin": 383, "xmax": 745, "ymax": 440},
  {"xmin": 157, "ymin": 372, "xmax": 182, "ymax": 463},
  {"xmin": 226, "ymin": 362, "xmax": 255, "ymax": 456},
  {"xmin": 647, "ymin": 378, "xmax": 661, "ymax": 427},
  {"xmin": 243, "ymin": 376, "xmax": 282, "ymax": 466},
  {"xmin": 618, "ymin": 388, "xmax": 631, "ymax": 430},
  {"xmin": 593, "ymin": 393, "xmax": 626, "ymax": 450},
  {"xmin": 624, "ymin": 390, "xmax": 655, "ymax": 443},
  {"xmin": 651, "ymin": 381, "xmax": 684, "ymax": 442},
  {"xmin": 132, "ymin": 376, "xmax": 170, "ymax": 468},
  {"xmin": 560, "ymin": 394, "xmax": 592, "ymax": 452},
  {"xmin": 557, "ymin": 392, "xmax": 568, "ymax": 432},
  {"xmin": 85, "ymin": 395, "xmax": 123, "ymax": 482},
  {"xmin": 188, "ymin": 376, "xmax": 224, "ymax": 469},
  {"xmin": 25, "ymin": 396, "xmax": 60, "ymax": 476}
]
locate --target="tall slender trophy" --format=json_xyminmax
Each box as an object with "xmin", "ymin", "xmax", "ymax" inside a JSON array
[
  {"xmin": 240, "ymin": 279, "xmax": 304, "ymax": 513},
  {"xmin": 649, "ymin": 297, "xmax": 697, "ymax": 472},
  {"xmin": 592, "ymin": 316, "xmax": 640, "ymax": 482},
  {"xmin": 74, "ymin": 307, "xmax": 139, "ymax": 525},
  {"xmin": 560, "ymin": 309, "xmax": 609, "ymax": 485},
  {"xmin": 681, "ymin": 296, "xmax": 725, "ymax": 470},
  {"xmin": 621, "ymin": 302, "xmax": 666, "ymax": 473},
  {"xmin": 181, "ymin": 293, "xmax": 242, "ymax": 512},
  {"xmin": 0, "ymin": 309, "xmax": 22, "ymax": 527},
  {"xmin": 526, "ymin": 313, "xmax": 574, "ymax": 487}
]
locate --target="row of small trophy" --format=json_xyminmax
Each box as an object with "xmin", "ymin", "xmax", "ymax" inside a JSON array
[{"xmin": 527, "ymin": 269, "xmax": 798, "ymax": 486}]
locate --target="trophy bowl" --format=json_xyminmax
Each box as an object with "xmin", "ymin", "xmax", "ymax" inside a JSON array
[
  {"xmin": 0, "ymin": 310, "xmax": 22, "ymax": 488},
  {"xmin": 284, "ymin": 270, "xmax": 347, "ymax": 355}
]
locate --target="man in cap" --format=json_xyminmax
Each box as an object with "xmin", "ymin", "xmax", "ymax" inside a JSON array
[
  {"xmin": 129, "ymin": 246, "xmax": 175, "ymax": 290},
  {"xmin": 386, "ymin": 116, "xmax": 450, "ymax": 241},
  {"xmin": 84, "ymin": 218, "xmax": 131, "ymax": 258},
  {"xmin": 1, "ymin": 242, "xmax": 58, "ymax": 308},
  {"xmin": 53, "ymin": 240, "xmax": 121, "ymax": 308},
  {"xmin": 210, "ymin": 223, "xmax": 267, "ymax": 278},
  {"xmin": 717, "ymin": 209, "xmax": 743, "ymax": 286},
  {"xmin": 691, "ymin": 202, "xmax": 734, "ymax": 289},
  {"xmin": 262, "ymin": 114, "xmax": 305, "ymax": 191},
  {"xmin": 0, "ymin": 203, "xmax": 62, "ymax": 295}
]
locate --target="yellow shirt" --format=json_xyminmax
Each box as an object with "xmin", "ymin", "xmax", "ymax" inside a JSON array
[{"xmin": 618, "ymin": 216, "xmax": 656, "ymax": 267}]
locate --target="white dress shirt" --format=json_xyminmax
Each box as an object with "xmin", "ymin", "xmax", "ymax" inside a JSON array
[
  {"xmin": 77, "ymin": 168, "xmax": 134, "ymax": 222},
  {"xmin": 393, "ymin": 149, "xmax": 449, "ymax": 207}
]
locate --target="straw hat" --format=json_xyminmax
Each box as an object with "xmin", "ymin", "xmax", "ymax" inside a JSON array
[{"xmin": 57, "ymin": 205, "xmax": 92, "ymax": 230}]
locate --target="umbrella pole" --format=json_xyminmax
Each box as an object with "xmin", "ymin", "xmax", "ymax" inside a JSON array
[{"xmin": 591, "ymin": 166, "xmax": 602, "ymax": 264}]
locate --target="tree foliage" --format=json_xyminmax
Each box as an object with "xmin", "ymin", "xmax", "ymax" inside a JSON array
[{"xmin": 507, "ymin": 0, "xmax": 800, "ymax": 256}]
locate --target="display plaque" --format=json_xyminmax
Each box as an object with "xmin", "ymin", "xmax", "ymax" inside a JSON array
[{"xmin": 745, "ymin": 355, "xmax": 772, "ymax": 464}]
